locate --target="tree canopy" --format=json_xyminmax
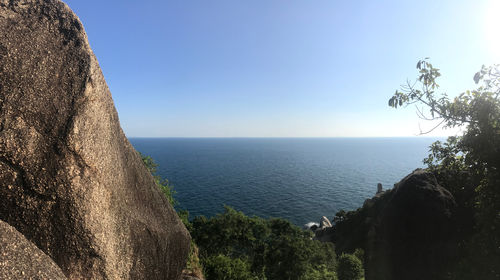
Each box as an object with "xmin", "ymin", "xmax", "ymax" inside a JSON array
[{"xmin": 190, "ymin": 206, "xmax": 339, "ymax": 280}]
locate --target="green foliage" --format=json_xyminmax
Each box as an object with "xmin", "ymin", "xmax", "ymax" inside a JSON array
[
  {"xmin": 140, "ymin": 152, "xmax": 177, "ymax": 207},
  {"xmin": 203, "ymin": 255, "xmax": 257, "ymax": 280},
  {"xmin": 192, "ymin": 206, "xmax": 337, "ymax": 280},
  {"xmin": 352, "ymin": 249, "xmax": 364, "ymax": 264},
  {"xmin": 337, "ymin": 254, "xmax": 364, "ymax": 280},
  {"xmin": 389, "ymin": 60, "xmax": 500, "ymax": 279},
  {"xmin": 302, "ymin": 264, "xmax": 338, "ymax": 280}
]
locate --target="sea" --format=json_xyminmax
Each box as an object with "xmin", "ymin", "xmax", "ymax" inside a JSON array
[{"xmin": 129, "ymin": 137, "xmax": 441, "ymax": 226}]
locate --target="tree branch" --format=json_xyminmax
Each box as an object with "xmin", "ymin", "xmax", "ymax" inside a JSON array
[
  {"xmin": 403, "ymin": 80, "xmax": 478, "ymax": 125},
  {"xmin": 418, "ymin": 119, "xmax": 446, "ymax": 135}
]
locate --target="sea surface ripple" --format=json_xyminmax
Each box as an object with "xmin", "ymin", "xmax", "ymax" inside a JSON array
[{"xmin": 130, "ymin": 137, "xmax": 440, "ymax": 225}]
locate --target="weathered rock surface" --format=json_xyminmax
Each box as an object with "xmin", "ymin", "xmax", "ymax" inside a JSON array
[
  {"xmin": 0, "ymin": 219, "xmax": 67, "ymax": 280},
  {"xmin": 0, "ymin": 0, "xmax": 190, "ymax": 279},
  {"xmin": 326, "ymin": 169, "xmax": 458, "ymax": 280}
]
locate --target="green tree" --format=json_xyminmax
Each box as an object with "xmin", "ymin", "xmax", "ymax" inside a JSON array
[
  {"xmin": 389, "ymin": 59, "xmax": 500, "ymax": 279},
  {"xmin": 303, "ymin": 264, "xmax": 338, "ymax": 280},
  {"xmin": 337, "ymin": 254, "xmax": 363, "ymax": 280},
  {"xmin": 202, "ymin": 254, "xmax": 257, "ymax": 280},
  {"xmin": 191, "ymin": 206, "xmax": 337, "ymax": 280}
]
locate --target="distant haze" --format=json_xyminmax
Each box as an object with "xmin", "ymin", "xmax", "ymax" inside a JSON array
[{"xmin": 65, "ymin": 0, "xmax": 499, "ymax": 137}]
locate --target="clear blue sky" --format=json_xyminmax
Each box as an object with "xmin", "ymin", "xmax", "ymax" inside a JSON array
[{"xmin": 65, "ymin": 0, "xmax": 499, "ymax": 137}]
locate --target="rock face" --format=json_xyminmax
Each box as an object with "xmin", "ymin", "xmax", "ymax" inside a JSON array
[
  {"xmin": 328, "ymin": 169, "xmax": 457, "ymax": 280},
  {"xmin": 366, "ymin": 169, "xmax": 457, "ymax": 280},
  {"xmin": 0, "ymin": 219, "xmax": 67, "ymax": 280},
  {"xmin": 0, "ymin": 0, "xmax": 190, "ymax": 279}
]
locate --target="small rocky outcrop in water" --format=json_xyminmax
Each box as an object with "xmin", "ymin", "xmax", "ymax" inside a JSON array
[
  {"xmin": 0, "ymin": 220, "xmax": 66, "ymax": 280},
  {"xmin": 319, "ymin": 216, "xmax": 332, "ymax": 229},
  {"xmin": 0, "ymin": 0, "xmax": 190, "ymax": 279},
  {"xmin": 324, "ymin": 169, "xmax": 457, "ymax": 280}
]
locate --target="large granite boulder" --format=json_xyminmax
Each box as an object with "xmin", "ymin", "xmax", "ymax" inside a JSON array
[
  {"xmin": 327, "ymin": 169, "xmax": 458, "ymax": 280},
  {"xmin": 0, "ymin": 0, "xmax": 190, "ymax": 279},
  {"xmin": 0, "ymin": 219, "xmax": 67, "ymax": 280},
  {"xmin": 365, "ymin": 169, "xmax": 457, "ymax": 280}
]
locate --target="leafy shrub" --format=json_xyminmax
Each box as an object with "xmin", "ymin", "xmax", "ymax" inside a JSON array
[
  {"xmin": 202, "ymin": 254, "xmax": 257, "ymax": 280},
  {"xmin": 337, "ymin": 254, "xmax": 363, "ymax": 280},
  {"xmin": 353, "ymin": 249, "xmax": 364, "ymax": 264},
  {"xmin": 302, "ymin": 264, "xmax": 338, "ymax": 280}
]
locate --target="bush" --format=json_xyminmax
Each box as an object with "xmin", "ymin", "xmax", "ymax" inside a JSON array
[
  {"xmin": 337, "ymin": 254, "xmax": 363, "ymax": 280},
  {"xmin": 203, "ymin": 255, "xmax": 257, "ymax": 280},
  {"xmin": 303, "ymin": 264, "xmax": 338, "ymax": 280},
  {"xmin": 192, "ymin": 206, "xmax": 337, "ymax": 280},
  {"xmin": 353, "ymin": 248, "xmax": 364, "ymax": 264}
]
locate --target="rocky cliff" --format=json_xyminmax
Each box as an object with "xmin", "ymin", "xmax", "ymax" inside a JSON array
[
  {"xmin": 319, "ymin": 169, "xmax": 458, "ymax": 280},
  {"xmin": 0, "ymin": 0, "xmax": 190, "ymax": 279}
]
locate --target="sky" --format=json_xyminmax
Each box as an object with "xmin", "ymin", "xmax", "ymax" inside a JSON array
[{"xmin": 64, "ymin": 0, "xmax": 500, "ymax": 137}]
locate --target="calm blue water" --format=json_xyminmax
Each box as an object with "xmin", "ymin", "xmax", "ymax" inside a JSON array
[{"xmin": 130, "ymin": 137, "xmax": 440, "ymax": 225}]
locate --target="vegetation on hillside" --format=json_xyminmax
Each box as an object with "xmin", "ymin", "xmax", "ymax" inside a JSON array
[
  {"xmin": 337, "ymin": 254, "xmax": 364, "ymax": 280},
  {"xmin": 139, "ymin": 153, "xmax": 365, "ymax": 279},
  {"xmin": 188, "ymin": 206, "xmax": 341, "ymax": 280},
  {"xmin": 389, "ymin": 59, "xmax": 500, "ymax": 279}
]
